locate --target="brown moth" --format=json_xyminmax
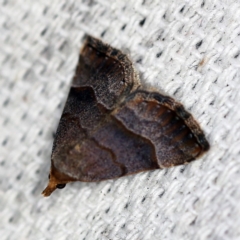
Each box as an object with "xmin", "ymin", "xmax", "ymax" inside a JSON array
[{"xmin": 42, "ymin": 35, "xmax": 209, "ymax": 197}]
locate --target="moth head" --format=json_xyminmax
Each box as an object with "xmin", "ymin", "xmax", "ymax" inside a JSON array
[{"xmin": 42, "ymin": 167, "xmax": 72, "ymax": 197}]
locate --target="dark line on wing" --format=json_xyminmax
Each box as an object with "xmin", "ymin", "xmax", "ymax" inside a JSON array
[
  {"xmin": 111, "ymin": 112, "xmax": 159, "ymax": 169},
  {"xmin": 90, "ymin": 137, "xmax": 127, "ymax": 176}
]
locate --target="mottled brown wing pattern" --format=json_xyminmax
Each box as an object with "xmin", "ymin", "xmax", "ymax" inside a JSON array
[
  {"xmin": 72, "ymin": 35, "xmax": 140, "ymax": 110},
  {"xmin": 113, "ymin": 90, "xmax": 209, "ymax": 168},
  {"xmin": 42, "ymin": 35, "xmax": 209, "ymax": 197}
]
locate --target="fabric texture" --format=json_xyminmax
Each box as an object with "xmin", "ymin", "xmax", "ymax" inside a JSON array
[{"xmin": 1, "ymin": 0, "xmax": 240, "ymax": 239}]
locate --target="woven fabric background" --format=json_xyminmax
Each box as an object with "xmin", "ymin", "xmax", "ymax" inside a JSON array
[{"xmin": 1, "ymin": 0, "xmax": 240, "ymax": 239}]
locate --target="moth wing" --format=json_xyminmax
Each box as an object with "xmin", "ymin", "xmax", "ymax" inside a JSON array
[
  {"xmin": 113, "ymin": 90, "xmax": 209, "ymax": 168},
  {"xmin": 72, "ymin": 35, "xmax": 140, "ymax": 110},
  {"xmin": 42, "ymin": 86, "xmax": 117, "ymax": 196},
  {"xmin": 43, "ymin": 88, "xmax": 159, "ymax": 196}
]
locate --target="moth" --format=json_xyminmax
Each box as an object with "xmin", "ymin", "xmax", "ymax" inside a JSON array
[{"xmin": 42, "ymin": 35, "xmax": 209, "ymax": 197}]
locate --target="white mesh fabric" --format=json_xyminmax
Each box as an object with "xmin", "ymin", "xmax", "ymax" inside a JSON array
[{"xmin": 1, "ymin": 0, "xmax": 240, "ymax": 239}]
